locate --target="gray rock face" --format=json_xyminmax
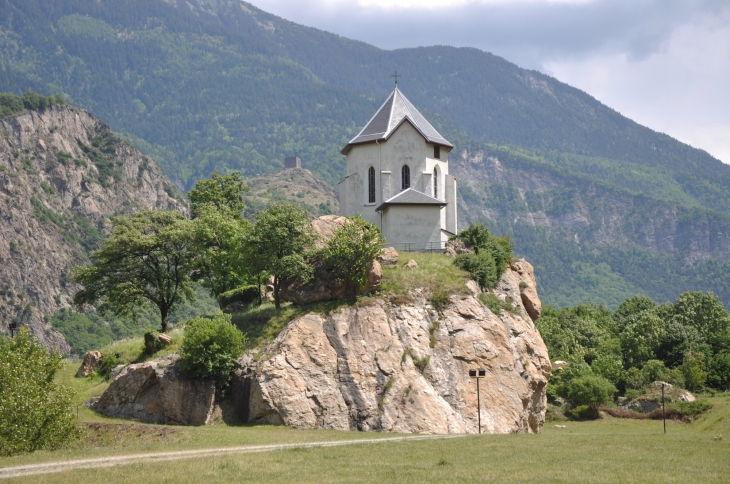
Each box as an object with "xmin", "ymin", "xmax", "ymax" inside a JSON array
[
  {"xmin": 236, "ymin": 264, "xmax": 551, "ymax": 434},
  {"xmin": 92, "ymin": 355, "xmax": 215, "ymax": 426},
  {"xmin": 0, "ymin": 105, "xmax": 187, "ymax": 352}
]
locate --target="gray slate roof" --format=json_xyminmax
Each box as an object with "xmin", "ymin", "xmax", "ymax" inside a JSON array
[
  {"xmin": 342, "ymin": 86, "xmax": 453, "ymax": 154},
  {"xmin": 375, "ymin": 188, "xmax": 447, "ymax": 212}
]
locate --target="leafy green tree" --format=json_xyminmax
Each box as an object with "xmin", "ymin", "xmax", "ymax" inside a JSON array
[
  {"xmin": 679, "ymin": 350, "xmax": 708, "ymax": 390},
  {"xmin": 0, "ymin": 328, "xmax": 81, "ymax": 456},
  {"xmin": 179, "ymin": 314, "xmax": 246, "ymax": 395},
  {"xmin": 707, "ymin": 352, "xmax": 730, "ymax": 390},
  {"xmin": 191, "ymin": 204, "xmax": 251, "ymax": 304},
  {"xmin": 590, "ymin": 353, "xmax": 624, "ymax": 387},
  {"xmin": 323, "ymin": 216, "xmax": 384, "ymax": 300},
  {"xmin": 73, "ymin": 210, "xmax": 196, "ymax": 332},
  {"xmin": 671, "ymin": 292, "xmax": 730, "ymax": 353},
  {"xmin": 247, "ymin": 203, "xmax": 316, "ymax": 308},
  {"xmin": 620, "ymin": 310, "xmax": 665, "ymax": 368},
  {"xmin": 188, "ymin": 171, "xmax": 248, "ymax": 218},
  {"xmin": 562, "ymin": 374, "xmax": 617, "ymax": 418},
  {"xmin": 614, "ymin": 296, "xmax": 657, "ymax": 330}
]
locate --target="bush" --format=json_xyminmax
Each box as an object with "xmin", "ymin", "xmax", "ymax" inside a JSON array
[
  {"xmin": 671, "ymin": 400, "xmax": 713, "ymax": 420},
  {"xmin": 430, "ymin": 291, "xmax": 450, "ymax": 312},
  {"xmin": 453, "ymin": 223, "xmax": 513, "ymax": 290},
  {"xmin": 479, "ymin": 292, "xmax": 503, "ymax": 315},
  {"xmin": 562, "ymin": 374, "xmax": 617, "ymax": 418},
  {"xmin": 0, "ymin": 327, "xmax": 81, "ymax": 456},
  {"xmin": 179, "ymin": 314, "xmax": 246, "ymax": 395},
  {"xmin": 217, "ymin": 285, "xmax": 261, "ymax": 309},
  {"xmin": 454, "ymin": 252, "xmax": 497, "ymax": 289},
  {"xmin": 144, "ymin": 330, "xmax": 162, "ymax": 355}
]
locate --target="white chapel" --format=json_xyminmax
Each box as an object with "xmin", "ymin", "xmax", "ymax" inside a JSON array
[{"xmin": 339, "ymin": 86, "xmax": 458, "ymax": 249}]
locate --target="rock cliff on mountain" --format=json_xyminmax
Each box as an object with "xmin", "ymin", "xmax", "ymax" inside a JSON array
[
  {"xmin": 0, "ymin": 105, "xmax": 187, "ymax": 351},
  {"xmin": 234, "ymin": 259, "xmax": 550, "ymax": 434}
]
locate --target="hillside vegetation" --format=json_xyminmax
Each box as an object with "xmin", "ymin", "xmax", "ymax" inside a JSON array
[{"xmin": 3, "ymin": 0, "xmax": 730, "ymax": 307}]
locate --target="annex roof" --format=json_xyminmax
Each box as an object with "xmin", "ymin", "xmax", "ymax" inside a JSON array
[
  {"xmin": 375, "ymin": 188, "xmax": 447, "ymax": 212},
  {"xmin": 342, "ymin": 86, "xmax": 453, "ymax": 154}
]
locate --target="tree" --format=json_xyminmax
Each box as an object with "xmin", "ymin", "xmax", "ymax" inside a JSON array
[
  {"xmin": 0, "ymin": 328, "xmax": 81, "ymax": 456},
  {"xmin": 323, "ymin": 216, "xmax": 384, "ymax": 300},
  {"xmin": 620, "ymin": 310, "xmax": 665, "ymax": 368},
  {"xmin": 73, "ymin": 210, "xmax": 196, "ymax": 332},
  {"xmin": 188, "ymin": 171, "xmax": 248, "ymax": 218},
  {"xmin": 247, "ymin": 203, "xmax": 316, "ymax": 308},
  {"xmin": 179, "ymin": 314, "xmax": 246, "ymax": 395},
  {"xmin": 671, "ymin": 292, "xmax": 730, "ymax": 353},
  {"xmin": 562, "ymin": 374, "xmax": 616, "ymax": 418},
  {"xmin": 190, "ymin": 204, "xmax": 251, "ymax": 304}
]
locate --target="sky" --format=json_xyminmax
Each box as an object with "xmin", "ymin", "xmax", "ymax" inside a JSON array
[{"xmin": 247, "ymin": 0, "xmax": 730, "ymax": 164}]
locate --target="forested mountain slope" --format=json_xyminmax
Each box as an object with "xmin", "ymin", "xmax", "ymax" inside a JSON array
[{"xmin": 2, "ymin": 0, "xmax": 730, "ymax": 307}]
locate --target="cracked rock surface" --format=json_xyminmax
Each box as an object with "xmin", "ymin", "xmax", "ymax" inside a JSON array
[{"xmin": 236, "ymin": 261, "xmax": 551, "ymax": 434}]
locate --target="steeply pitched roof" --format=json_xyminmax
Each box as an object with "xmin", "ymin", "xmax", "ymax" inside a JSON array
[
  {"xmin": 342, "ymin": 86, "xmax": 453, "ymax": 154},
  {"xmin": 375, "ymin": 188, "xmax": 447, "ymax": 212}
]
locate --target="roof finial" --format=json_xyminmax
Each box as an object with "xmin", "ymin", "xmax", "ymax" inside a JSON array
[{"xmin": 391, "ymin": 70, "xmax": 401, "ymax": 86}]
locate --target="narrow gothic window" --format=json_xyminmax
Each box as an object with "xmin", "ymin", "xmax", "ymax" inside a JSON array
[
  {"xmin": 434, "ymin": 145, "xmax": 441, "ymax": 159},
  {"xmin": 401, "ymin": 165, "xmax": 410, "ymax": 190},
  {"xmin": 433, "ymin": 166, "xmax": 438, "ymax": 198},
  {"xmin": 368, "ymin": 166, "xmax": 375, "ymax": 203}
]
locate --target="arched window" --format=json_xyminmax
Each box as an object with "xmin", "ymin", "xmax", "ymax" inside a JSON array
[
  {"xmin": 368, "ymin": 166, "xmax": 375, "ymax": 203},
  {"xmin": 401, "ymin": 165, "xmax": 410, "ymax": 190},
  {"xmin": 433, "ymin": 166, "xmax": 438, "ymax": 199}
]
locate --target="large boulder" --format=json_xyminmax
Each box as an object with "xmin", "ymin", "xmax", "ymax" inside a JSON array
[
  {"xmin": 235, "ymin": 264, "xmax": 552, "ymax": 434},
  {"xmin": 90, "ymin": 355, "xmax": 215, "ymax": 426},
  {"xmin": 76, "ymin": 350, "xmax": 102, "ymax": 377}
]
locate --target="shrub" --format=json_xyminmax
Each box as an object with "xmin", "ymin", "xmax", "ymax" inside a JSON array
[
  {"xmin": 453, "ymin": 223, "xmax": 513, "ymax": 290},
  {"xmin": 144, "ymin": 330, "xmax": 162, "ymax": 355},
  {"xmin": 217, "ymin": 285, "xmax": 260, "ymax": 309},
  {"xmin": 97, "ymin": 352, "xmax": 122, "ymax": 378},
  {"xmin": 430, "ymin": 292, "xmax": 450, "ymax": 312},
  {"xmin": 671, "ymin": 400, "xmax": 713, "ymax": 420},
  {"xmin": 179, "ymin": 314, "xmax": 246, "ymax": 395},
  {"xmin": 562, "ymin": 374, "xmax": 617, "ymax": 418},
  {"xmin": 0, "ymin": 327, "xmax": 81, "ymax": 456},
  {"xmin": 479, "ymin": 292, "xmax": 502, "ymax": 315},
  {"xmin": 454, "ymin": 252, "xmax": 497, "ymax": 289}
]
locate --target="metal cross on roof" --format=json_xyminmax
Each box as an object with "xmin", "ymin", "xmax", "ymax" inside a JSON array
[{"xmin": 391, "ymin": 70, "xmax": 401, "ymax": 86}]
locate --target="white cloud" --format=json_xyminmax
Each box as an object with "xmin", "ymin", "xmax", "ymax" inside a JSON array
[{"xmin": 248, "ymin": 0, "xmax": 730, "ymax": 163}]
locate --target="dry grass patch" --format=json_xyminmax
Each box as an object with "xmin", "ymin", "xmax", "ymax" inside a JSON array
[{"xmin": 380, "ymin": 252, "xmax": 471, "ymax": 298}]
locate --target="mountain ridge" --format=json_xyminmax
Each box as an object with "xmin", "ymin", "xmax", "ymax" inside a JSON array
[{"xmin": 2, "ymin": 0, "xmax": 729, "ymax": 308}]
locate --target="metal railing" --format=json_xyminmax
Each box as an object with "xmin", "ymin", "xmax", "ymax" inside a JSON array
[{"xmin": 384, "ymin": 241, "xmax": 447, "ymax": 253}]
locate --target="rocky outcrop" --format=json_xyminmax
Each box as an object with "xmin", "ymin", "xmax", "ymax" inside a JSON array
[
  {"xmin": 76, "ymin": 351, "xmax": 102, "ymax": 377},
  {"xmin": 91, "ymin": 355, "xmax": 215, "ymax": 426},
  {"xmin": 280, "ymin": 215, "xmax": 382, "ymax": 304},
  {"xmin": 0, "ymin": 105, "xmax": 187, "ymax": 352},
  {"xmin": 506, "ymin": 259, "xmax": 542, "ymax": 321},
  {"xmin": 236, "ymin": 264, "xmax": 551, "ymax": 434}
]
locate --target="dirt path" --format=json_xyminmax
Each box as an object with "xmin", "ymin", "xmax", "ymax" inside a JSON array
[{"xmin": 0, "ymin": 434, "xmax": 464, "ymax": 479}]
